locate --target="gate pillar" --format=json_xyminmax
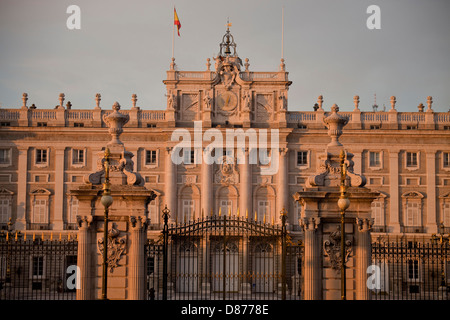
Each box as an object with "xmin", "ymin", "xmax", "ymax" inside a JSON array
[
  {"xmin": 72, "ymin": 102, "xmax": 156, "ymax": 300},
  {"xmin": 293, "ymin": 105, "xmax": 378, "ymax": 300}
]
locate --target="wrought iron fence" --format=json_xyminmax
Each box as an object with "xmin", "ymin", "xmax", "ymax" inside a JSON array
[
  {"xmin": 0, "ymin": 234, "xmax": 78, "ymax": 300},
  {"xmin": 145, "ymin": 212, "xmax": 303, "ymax": 300},
  {"xmin": 371, "ymin": 240, "xmax": 450, "ymax": 300}
]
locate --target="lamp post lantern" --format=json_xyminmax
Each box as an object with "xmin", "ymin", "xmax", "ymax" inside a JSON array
[
  {"xmin": 100, "ymin": 148, "xmax": 113, "ymax": 300},
  {"xmin": 338, "ymin": 150, "xmax": 350, "ymax": 300}
]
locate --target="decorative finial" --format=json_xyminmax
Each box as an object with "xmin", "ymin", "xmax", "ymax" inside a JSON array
[
  {"xmin": 244, "ymin": 58, "xmax": 250, "ymax": 71},
  {"xmin": 317, "ymin": 95, "xmax": 323, "ymax": 110},
  {"xmin": 353, "ymin": 95, "xmax": 360, "ymax": 111},
  {"xmin": 66, "ymin": 101, "xmax": 72, "ymax": 110},
  {"xmin": 390, "ymin": 96, "xmax": 396, "ymax": 111},
  {"xmin": 102, "ymin": 102, "xmax": 129, "ymax": 146},
  {"xmin": 22, "ymin": 93, "xmax": 28, "ymax": 109},
  {"xmin": 418, "ymin": 103, "xmax": 424, "ymax": 112},
  {"xmin": 112, "ymin": 101, "xmax": 120, "ymax": 111},
  {"xmin": 280, "ymin": 58, "xmax": 285, "ymax": 71},
  {"xmin": 426, "ymin": 96, "xmax": 433, "ymax": 112},
  {"xmin": 58, "ymin": 93, "xmax": 65, "ymax": 109},
  {"xmin": 95, "ymin": 93, "xmax": 101, "ymax": 109},
  {"xmin": 323, "ymin": 104, "xmax": 349, "ymax": 147},
  {"xmin": 170, "ymin": 57, "xmax": 176, "ymax": 70},
  {"xmin": 206, "ymin": 58, "xmax": 211, "ymax": 71},
  {"xmin": 131, "ymin": 94, "xmax": 137, "ymax": 109}
]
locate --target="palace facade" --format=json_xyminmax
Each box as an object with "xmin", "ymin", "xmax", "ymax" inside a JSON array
[{"xmin": 1, "ymin": 28, "xmax": 450, "ymax": 243}]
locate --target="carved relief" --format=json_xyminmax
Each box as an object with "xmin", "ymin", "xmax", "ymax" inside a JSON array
[
  {"xmin": 214, "ymin": 156, "xmax": 239, "ymax": 185},
  {"xmin": 256, "ymin": 94, "xmax": 272, "ymax": 121},
  {"xmin": 97, "ymin": 223, "xmax": 126, "ymax": 273},
  {"xmin": 181, "ymin": 93, "xmax": 199, "ymax": 120},
  {"xmin": 323, "ymin": 225, "xmax": 353, "ymax": 273}
]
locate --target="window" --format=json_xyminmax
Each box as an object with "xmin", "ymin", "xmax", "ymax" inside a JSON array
[
  {"xmin": 37, "ymin": 122, "xmax": 47, "ymax": 127},
  {"xmin": 32, "ymin": 256, "xmax": 44, "ymax": 277},
  {"xmin": 146, "ymin": 150, "xmax": 157, "ymax": 165},
  {"xmin": 259, "ymin": 149, "xmax": 271, "ymax": 166},
  {"xmin": 183, "ymin": 150, "xmax": 195, "ymax": 165},
  {"xmin": 147, "ymin": 256, "xmax": 155, "ymax": 275},
  {"xmin": 147, "ymin": 123, "xmax": 156, "ymax": 128},
  {"xmin": 444, "ymin": 203, "xmax": 450, "ymax": 227},
  {"xmin": 369, "ymin": 152, "xmax": 381, "ymax": 168},
  {"xmin": 0, "ymin": 122, "xmax": 11, "ymax": 127},
  {"xmin": 72, "ymin": 149, "xmax": 84, "ymax": 165},
  {"xmin": 33, "ymin": 199, "xmax": 47, "ymax": 224},
  {"xmin": 220, "ymin": 200, "xmax": 232, "ymax": 216},
  {"xmin": 35, "ymin": 149, "xmax": 47, "ymax": 165},
  {"xmin": 406, "ymin": 125, "xmax": 417, "ymax": 130},
  {"xmin": 297, "ymin": 151, "xmax": 308, "ymax": 166},
  {"xmin": 405, "ymin": 202, "xmax": 420, "ymax": 226},
  {"xmin": 371, "ymin": 202, "xmax": 383, "ymax": 226},
  {"xmin": 370, "ymin": 125, "xmax": 381, "ymax": 130},
  {"xmin": 0, "ymin": 149, "xmax": 11, "ymax": 165},
  {"xmin": 406, "ymin": 152, "xmax": 418, "ymax": 167},
  {"xmin": 257, "ymin": 200, "xmax": 270, "ymax": 223},
  {"xmin": 69, "ymin": 197, "xmax": 79, "ymax": 224},
  {"xmin": 407, "ymin": 260, "xmax": 419, "ymax": 280},
  {"xmin": 0, "ymin": 198, "xmax": 10, "ymax": 224},
  {"xmin": 444, "ymin": 152, "xmax": 450, "ymax": 168},
  {"xmin": 73, "ymin": 122, "xmax": 84, "ymax": 127},
  {"xmin": 182, "ymin": 200, "xmax": 194, "ymax": 222}
]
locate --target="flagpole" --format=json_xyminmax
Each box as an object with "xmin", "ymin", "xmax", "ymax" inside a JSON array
[
  {"xmin": 281, "ymin": 6, "xmax": 284, "ymax": 60},
  {"xmin": 172, "ymin": 10, "xmax": 175, "ymax": 59}
]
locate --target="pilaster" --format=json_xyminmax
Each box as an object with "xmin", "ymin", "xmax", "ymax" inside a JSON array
[
  {"xmin": 426, "ymin": 151, "xmax": 437, "ymax": 233},
  {"xmin": 53, "ymin": 147, "xmax": 66, "ymax": 230},
  {"xmin": 16, "ymin": 146, "xmax": 28, "ymax": 230},
  {"xmin": 129, "ymin": 215, "xmax": 148, "ymax": 300}
]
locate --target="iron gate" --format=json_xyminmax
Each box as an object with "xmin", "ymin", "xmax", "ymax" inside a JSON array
[
  {"xmin": 371, "ymin": 239, "xmax": 450, "ymax": 300},
  {"xmin": 146, "ymin": 210, "xmax": 303, "ymax": 300}
]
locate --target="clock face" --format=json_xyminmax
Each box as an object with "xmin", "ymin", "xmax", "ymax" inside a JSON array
[{"xmin": 216, "ymin": 91, "xmax": 237, "ymax": 111}]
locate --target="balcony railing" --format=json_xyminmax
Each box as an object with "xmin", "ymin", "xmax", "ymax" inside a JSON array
[{"xmin": 402, "ymin": 226, "xmax": 425, "ymax": 233}]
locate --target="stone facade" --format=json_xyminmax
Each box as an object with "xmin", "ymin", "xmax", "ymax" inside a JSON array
[{"xmin": 0, "ymin": 29, "xmax": 450, "ymax": 246}]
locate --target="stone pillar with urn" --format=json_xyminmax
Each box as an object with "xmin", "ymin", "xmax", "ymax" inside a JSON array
[
  {"xmin": 293, "ymin": 104, "xmax": 379, "ymax": 300},
  {"xmin": 71, "ymin": 102, "xmax": 156, "ymax": 300}
]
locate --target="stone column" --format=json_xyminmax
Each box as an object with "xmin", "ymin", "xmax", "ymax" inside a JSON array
[
  {"xmin": 76, "ymin": 216, "xmax": 93, "ymax": 300},
  {"xmin": 239, "ymin": 148, "xmax": 252, "ymax": 219},
  {"xmin": 16, "ymin": 146, "xmax": 28, "ymax": 230},
  {"xmin": 277, "ymin": 148, "xmax": 288, "ymax": 224},
  {"xmin": 426, "ymin": 151, "xmax": 438, "ymax": 233},
  {"xmin": 129, "ymin": 216, "xmax": 148, "ymax": 300},
  {"xmin": 165, "ymin": 147, "xmax": 177, "ymax": 224},
  {"xmin": 301, "ymin": 217, "xmax": 321, "ymax": 300},
  {"xmin": 201, "ymin": 149, "xmax": 213, "ymax": 216},
  {"xmin": 389, "ymin": 151, "xmax": 401, "ymax": 233},
  {"xmin": 53, "ymin": 148, "xmax": 65, "ymax": 230},
  {"xmin": 355, "ymin": 218, "xmax": 372, "ymax": 300}
]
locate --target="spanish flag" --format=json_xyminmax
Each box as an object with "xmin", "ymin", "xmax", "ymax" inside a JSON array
[{"xmin": 174, "ymin": 7, "xmax": 181, "ymax": 36}]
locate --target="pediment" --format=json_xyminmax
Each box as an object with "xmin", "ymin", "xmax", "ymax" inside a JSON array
[
  {"xmin": 401, "ymin": 191, "xmax": 424, "ymax": 199},
  {"xmin": 29, "ymin": 188, "xmax": 52, "ymax": 195}
]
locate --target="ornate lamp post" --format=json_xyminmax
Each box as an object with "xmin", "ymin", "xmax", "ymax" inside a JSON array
[
  {"xmin": 431, "ymin": 222, "xmax": 449, "ymax": 288},
  {"xmin": 161, "ymin": 205, "xmax": 171, "ymax": 300},
  {"xmin": 338, "ymin": 150, "xmax": 350, "ymax": 300},
  {"xmin": 100, "ymin": 148, "xmax": 113, "ymax": 300}
]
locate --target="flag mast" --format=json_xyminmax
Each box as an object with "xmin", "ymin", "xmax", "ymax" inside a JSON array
[{"xmin": 281, "ymin": 6, "xmax": 284, "ymax": 60}]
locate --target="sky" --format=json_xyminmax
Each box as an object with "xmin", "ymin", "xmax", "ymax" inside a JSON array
[{"xmin": 0, "ymin": 0, "xmax": 449, "ymax": 112}]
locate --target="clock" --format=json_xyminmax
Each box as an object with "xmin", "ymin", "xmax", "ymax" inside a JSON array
[{"xmin": 216, "ymin": 91, "xmax": 237, "ymax": 112}]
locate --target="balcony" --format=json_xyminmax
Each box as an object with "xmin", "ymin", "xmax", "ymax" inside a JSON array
[{"xmin": 402, "ymin": 226, "xmax": 425, "ymax": 234}]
